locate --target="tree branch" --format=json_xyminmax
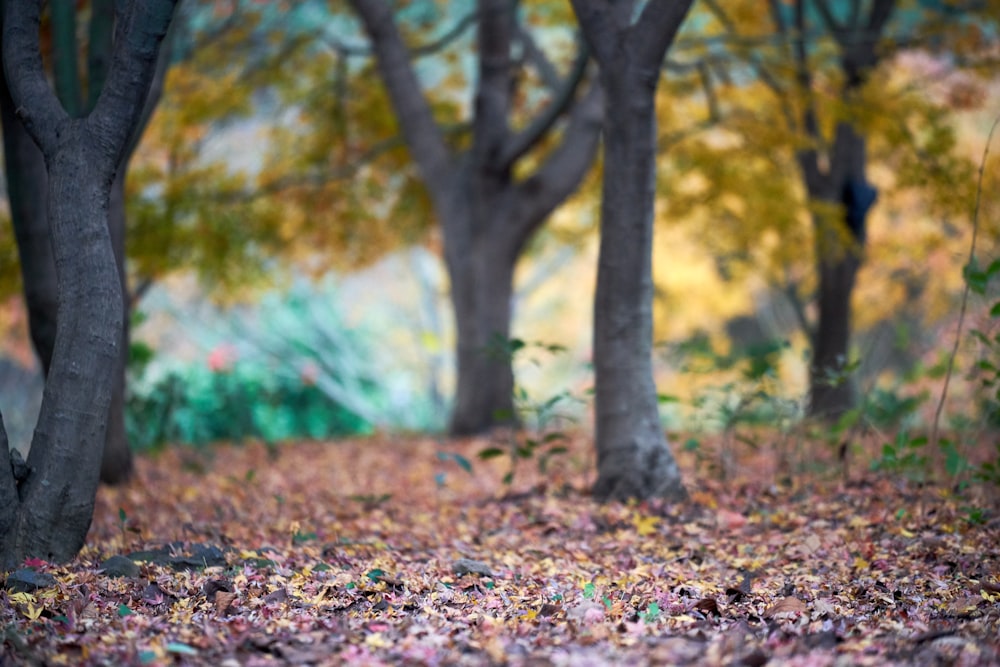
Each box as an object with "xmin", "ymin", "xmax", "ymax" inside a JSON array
[
  {"xmin": 500, "ymin": 40, "xmax": 590, "ymax": 168},
  {"xmin": 90, "ymin": 0, "xmax": 179, "ymax": 168},
  {"xmin": 3, "ymin": 0, "xmax": 69, "ymax": 153},
  {"xmin": 568, "ymin": 0, "xmax": 621, "ymax": 65},
  {"xmin": 511, "ymin": 81, "xmax": 602, "ymax": 249},
  {"xmin": 633, "ymin": 0, "xmax": 696, "ymax": 71},
  {"xmin": 471, "ymin": 0, "xmax": 515, "ymax": 168},
  {"xmin": 793, "ymin": 0, "xmax": 823, "ymax": 188},
  {"xmin": 516, "ymin": 23, "xmax": 561, "ymax": 89},
  {"xmin": 348, "ymin": 0, "xmax": 454, "ymax": 198}
]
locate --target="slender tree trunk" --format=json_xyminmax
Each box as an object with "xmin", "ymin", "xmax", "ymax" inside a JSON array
[
  {"xmin": 806, "ymin": 122, "xmax": 868, "ymax": 421},
  {"xmin": 808, "ymin": 248, "xmax": 860, "ymax": 418},
  {"xmin": 590, "ymin": 67, "xmax": 687, "ymax": 503},
  {"xmin": 0, "ymin": 65, "xmax": 56, "ymax": 374},
  {"xmin": 571, "ymin": 0, "xmax": 692, "ymax": 502},
  {"xmin": 101, "ymin": 170, "xmax": 133, "ymax": 483}
]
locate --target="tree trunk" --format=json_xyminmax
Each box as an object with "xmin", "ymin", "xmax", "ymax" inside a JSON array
[
  {"xmin": 446, "ymin": 209, "xmax": 517, "ymax": 435},
  {"xmin": 0, "ymin": 64, "xmax": 56, "ymax": 374},
  {"xmin": 0, "ymin": 76, "xmax": 133, "ymax": 485},
  {"xmin": 806, "ymin": 122, "xmax": 869, "ymax": 421},
  {"xmin": 0, "ymin": 0, "xmax": 178, "ymax": 567},
  {"xmin": 571, "ymin": 0, "xmax": 692, "ymax": 502},
  {"xmin": 808, "ymin": 249, "xmax": 860, "ymax": 419},
  {"xmin": 0, "ymin": 146, "xmax": 123, "ymax": 567},
  {"xmin": 590, "ymin": 67, "xmax": 687, "ymax": 503},
  {"xmin": 349, "ymin": 0, "xmax": 602, "ymax": 438}
]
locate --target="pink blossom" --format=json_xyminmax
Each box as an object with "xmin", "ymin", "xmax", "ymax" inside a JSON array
[{"xmin": 207, "ymin": 344, "xmax": 237, "ymax": 373}]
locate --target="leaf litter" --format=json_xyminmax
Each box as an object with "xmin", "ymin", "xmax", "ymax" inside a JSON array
[{"xmin": 1, "ymin": 435, "xmax": 998, "ymax": 666}]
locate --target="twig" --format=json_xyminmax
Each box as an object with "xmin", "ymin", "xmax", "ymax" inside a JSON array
[{"xmin": 930, "ymin": 114, "xmax": 1000, "ymax": 449}]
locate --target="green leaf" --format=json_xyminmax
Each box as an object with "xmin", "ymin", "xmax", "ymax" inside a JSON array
[
  {"xmin": 502, "ymin": 471, "xmax": 514, "ymax": 485},
  {"xmin": 478, "ymin": 448, "xmax": 505, "ymax": 460},
  {"xmin": 118, "ymin": 508, "xmax": 127, "ymax": 524},
  {"xmin": 366, "ymin": 569, "xmax": 385, "ymax": 582},
  {"xmin": 583, "ymin": 582, "xmax": 596, "ymax": 598},
  {"xmin": 543, "ymin": 432, "xmax": 568, "ymax": 443},
  {"xmin": 138, "ymin": 650, "xmax": 158, "ymax": 664},
  {"xmin": 117, "ymin": 604, "xmax": 133, "ymax": 617},
  {"xmin": 166, "ymin": 643, "xmax": 198, "ymax": 656},
  {"xmin": 658, "ymin": 393, "xmax": 680, "ymax": 404},
  {"xmin": 990, "ymin": 301, "xmax": 1000, "ymax": 318},
  {"xmin": 451, "ymin": 453, "xmax": 473, "ymax": 473}
]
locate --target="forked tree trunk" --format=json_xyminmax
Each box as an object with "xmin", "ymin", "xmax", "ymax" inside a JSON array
[
  {"xmin": 350, "ymin": 0, "xmax": 602, "ymax": 436},
  {"xmin": 0, "ymin": 0, "xmax": 177, "ymax": 567},
  {"xmin": 572, "ymin": 0, "xmax": 692, "ymax": 502}
]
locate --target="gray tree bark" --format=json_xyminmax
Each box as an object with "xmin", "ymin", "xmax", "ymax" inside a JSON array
[
  {"xmin": 0, "ymin": 0, "xmax": 177, "ymax": 568},
  {"xmin": 571, "ymin": 0, "xmax": 692, "ymax": 502},
  {"xmin": 349, "ymin": 0, "xmax": 603, "ymax": 436}
]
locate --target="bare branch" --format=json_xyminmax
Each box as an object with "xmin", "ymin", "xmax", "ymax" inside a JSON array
[
  {"xmin": 569, "ymin": 0, "xmax": 621, "ymax": 65},
  {"xmin": 320, "ymin": 9, "xmax": 478, "ymax": 59},
  {"xmin": 517, "ymin": 24, "xmax": 561, "ymax": 89},
  {"xmin": 500, "ymin": 41, "xmax": 590, "ymax": 168},
  {"xmin": 3, "ymin": 0, "xmax": 69, "ymax": 153},
  {"xmin": 633, "ymin": 0, "xmax": 696, "ymax": 71},
  {"xmin": 813, "ymin": 0, "xmax": 844, "ymax": 36},
  {"xmin": 511, "ymin": 82, "xmax": 602, "ymax": 249},
  {"xmin": 471, "ymin": 0, "xmax": 515, "ymax": 166},
  {"xmin": 348, "ymin": 0, "xmax": 454, "ymax": 197}
]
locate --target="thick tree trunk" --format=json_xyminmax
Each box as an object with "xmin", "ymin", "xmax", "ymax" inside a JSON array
[
  {"xmin": 1, "ymin": 146, "xmax": 122, "ymax": 568},
  {"xmin": 447, "ymin": 231, "xmax": 517, "ymax": 435},
  {"xmin": 591, "ymin": 69, "xmax": 686, "ymax": 503}
]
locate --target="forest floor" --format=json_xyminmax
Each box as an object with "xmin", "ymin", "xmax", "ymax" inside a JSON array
[{"xmin": 2, "ymin": 432, "xmax": 999, "ymax": 666}]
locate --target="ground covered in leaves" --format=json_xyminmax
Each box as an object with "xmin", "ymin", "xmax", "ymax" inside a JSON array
[{"xmin": 2, "ymin": 435, "xmax": 999, "ymax": 666}]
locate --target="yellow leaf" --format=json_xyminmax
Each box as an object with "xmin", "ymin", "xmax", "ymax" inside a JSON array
[
  {"xmin": 23, "ymin": 602, "xmax": 43, "ymax": 621},
  {"xmin": 632, "ymin": 514, "xmax": 659, "ymax": 537},
  {"xmin": 8, "ymin": 592, "xmax": 36, "ymax": 605}
]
